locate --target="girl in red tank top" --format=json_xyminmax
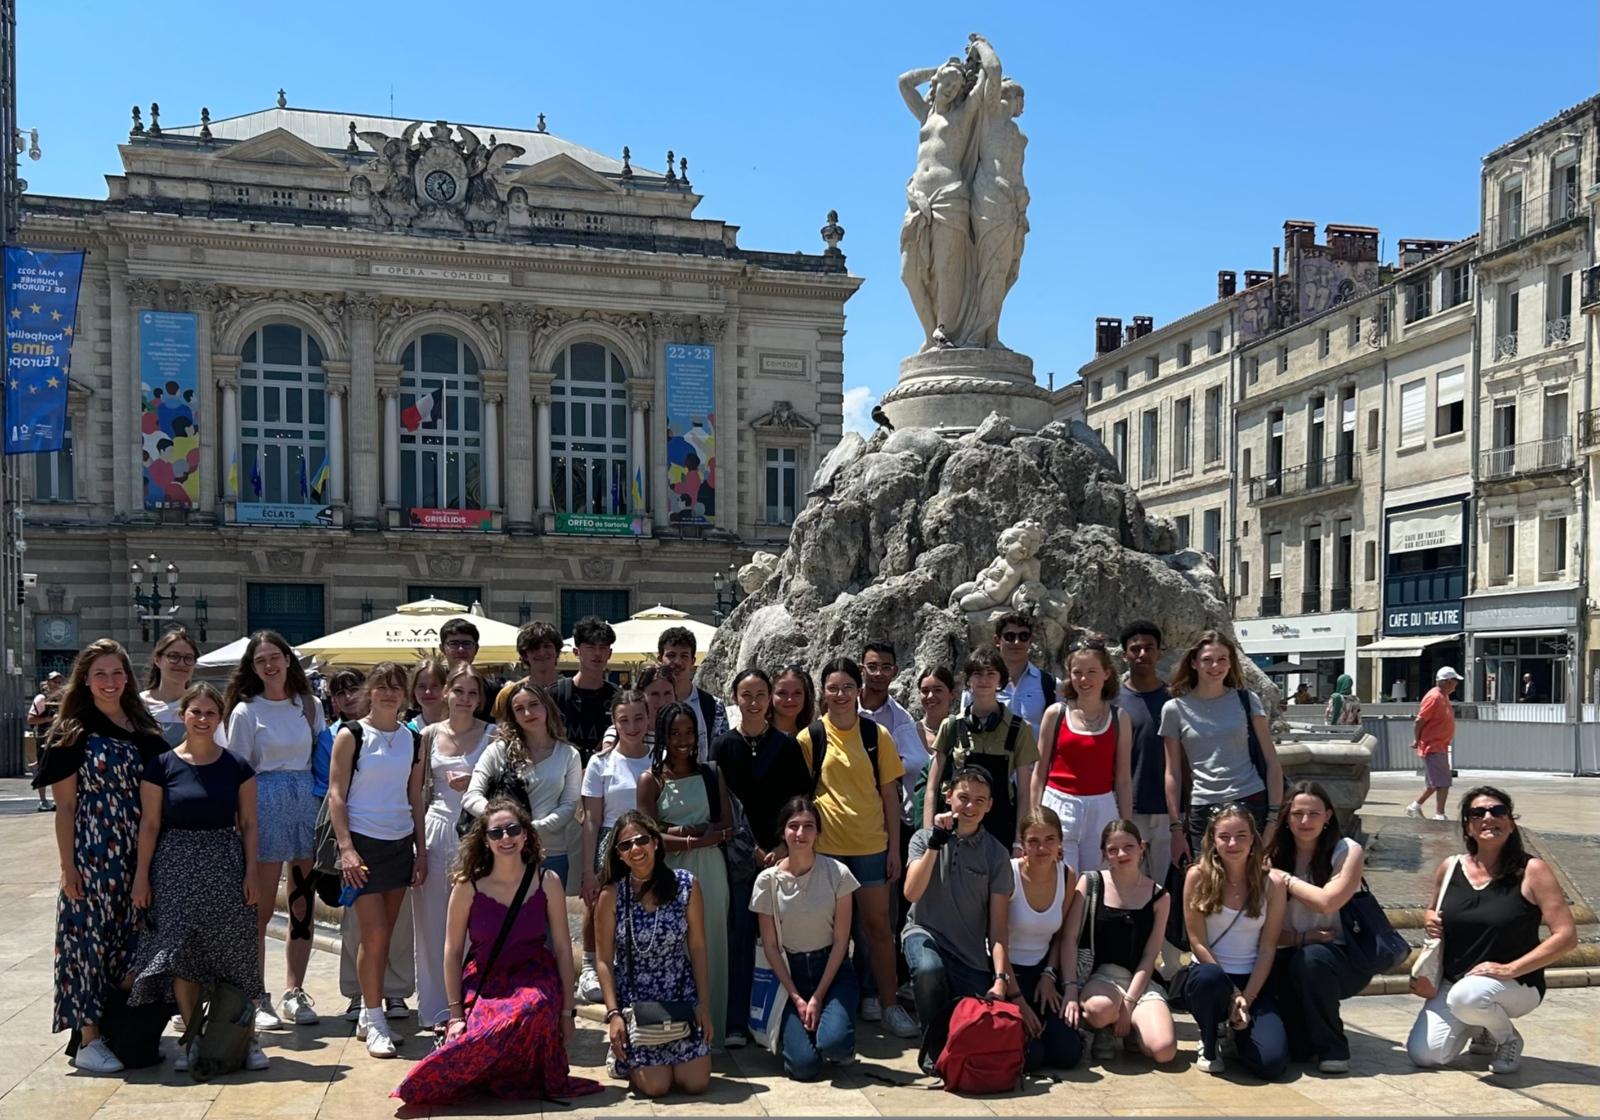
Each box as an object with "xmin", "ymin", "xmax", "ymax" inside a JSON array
[{"xmin": 1034, "ymin": 641, "xmax": 1133, "ymax": 875}]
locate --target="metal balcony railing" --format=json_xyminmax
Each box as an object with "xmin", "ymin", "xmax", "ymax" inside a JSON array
[
  {"xmin": 1301, "ymin": 589, "xmax": 1322, "ymax": 614},
  {"xmin": 1494, "ymin": 331, "xmax": 1519, "ymax": 361},
  {"xmin": 1583, "ymin": 264, "xmax": 1600, "ymax": 311},
  {"xmin": 1479, "ymin": 436, "xmax": 1575, "ymax": 482},
  {"xmin": 1544, "ymin": 316, "xmax": 1572, "ymax": 347},
  {"xmin": 1248, "ymin": 453, "xmax": 1359, "ymax": 504},
  {"xmin": 1330, "ymin": 584, "xmax": 1352, "ymax": 611},
  {"xmin": 1485, "ymin": 184, "xmax": 1580, "ymax": 250},
  {"xmin": 1259, "ymin": 595, "xmax": 1283, "ymax": 616}
]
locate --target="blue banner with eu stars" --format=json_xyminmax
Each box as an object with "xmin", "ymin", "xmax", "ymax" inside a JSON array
[{"xmin": 4, "ymin": 247, "xmax": 84, "ymax": 454}]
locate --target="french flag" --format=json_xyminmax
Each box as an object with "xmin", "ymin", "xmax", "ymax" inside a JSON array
[{"xmin": 401, "ymin": 390, "xmax": 439, "ymax": 432}]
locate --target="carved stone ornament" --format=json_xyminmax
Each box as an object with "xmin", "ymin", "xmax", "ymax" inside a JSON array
[
  {"xmin": 125, "ymin": 277, "xmax": 163, "ymax": 309},
  {"xmin": 503, "ymin": 302, "xmax": 536, "ymax": 332},
  {"xmin": 949, "ymin": 518, "xmax": 1072, "ymax": 653},
  {"xmin": 355, "ymin": 120, "xmax": 526, "ymax": 236},
  {"xmin": 207, "ymin": 286, "xmax": 349, "ymax": 355},
  {"xmin": 649, "ymin": 312, "xmax": 727, "ymax": 345},
  {"xmin": 750, "ymin": 400, "xmax": 818, "ymax": 433},
  {"xmin": 580, "ymin": 556, "xmax": 610, "ymax": 580},
  {"xmin": 428, "ymin": 553, "xmax": 465, "ymax": 577},
  {"xmin": 265, "ymin": 549, "xmax": 300, "ymax": 573}
]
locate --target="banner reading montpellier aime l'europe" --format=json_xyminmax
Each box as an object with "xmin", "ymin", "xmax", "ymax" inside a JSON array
[{"xmin": 3, "ymin": 247, "xmax": 84, "ymax": 455}]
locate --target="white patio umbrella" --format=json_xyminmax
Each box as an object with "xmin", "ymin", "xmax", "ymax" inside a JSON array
[
  {"xmin": 558, "ymin": 604, "xmax": 717, "ymax": 668},
  {"xmin": 196, "ymin": 634, "xmax": 309, "ymax": 671},
  {"xmin": 299, "ymin": 598, "xmax": 522, "ymax": 668}
]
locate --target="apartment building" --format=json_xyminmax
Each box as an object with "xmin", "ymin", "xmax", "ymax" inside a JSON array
[
  {"xmin": 1465, "ymin": 96, "xmax": 1595, "ymax": 704},
  {"xmin": 1075, "ymin": 294, "xmax": 1236, "ymax": 574}
]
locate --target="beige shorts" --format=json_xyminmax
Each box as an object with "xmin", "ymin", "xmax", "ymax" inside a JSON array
[{"xmin": 1085, "ymin": 962, "xmax": 1168, "ymax": 1007}]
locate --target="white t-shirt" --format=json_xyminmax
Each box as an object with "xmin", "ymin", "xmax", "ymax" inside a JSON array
[
  {"xmin": 1285, "ymin": 838, "xmax": 1355, "ymax": 938},
  {"xmin": 582, "ymin": 746, "xmax": 653, "ymax": 828},
  {"xmin": 226, "ymin": 694, "xmax": 323, "ymax": 773},
  {"xmin": 863, "ymin": 695, "xmax": 930, "ymax": 823},
  {"xmin": 749, "ymin": 855, "xmax": 860, "ymax": 954}
]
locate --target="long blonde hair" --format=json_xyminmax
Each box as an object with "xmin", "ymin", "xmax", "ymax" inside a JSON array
[
  {"xmin": 1188, "ymin": 804, "xmax": 1269, "ymax": 918},
  {"xmin": 497, "ymin": 680, "xmax": 568, "ymax": 772},
  {"xmin": 1168, "ymin": 629, "xmax": 1246, "ymax": 697}
]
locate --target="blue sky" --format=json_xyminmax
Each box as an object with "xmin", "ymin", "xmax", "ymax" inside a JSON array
[{"xmin": 19, "ymin": 1, "xmax": 1597, "ymax": 434}]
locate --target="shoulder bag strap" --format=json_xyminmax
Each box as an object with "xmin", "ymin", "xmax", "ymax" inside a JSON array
[
  {"xmin": 1038, "ymin": 703, "xmax": 1063, "ymax": 785},
  {"xmin": 859, "ymin": 716, "xmax": 880, "ymax": 787},
  {"xmin": 808, "ymin": 721, "xmax": 827, "ymax": 793},
  {"xmin": 463, "ymin": 861, "xmax": 538, "ymax": 1021},
  {"xmin": 1432, "ymin": 855, "xmax": 1457, "ymax": 913},
  {"xmin": 1085, "ymin": 870, "xmax": 1101, "ymax": 961}
]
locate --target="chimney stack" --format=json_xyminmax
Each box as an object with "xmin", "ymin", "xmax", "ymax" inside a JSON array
[
  {"xmin": 1132, "ymin": 316, "xmax": 1154, "ymax": 339},
  {"xmin": 1095, "ymin": 317, "xmax": 1123, "ymax": 355},
  {"xmin": 1243, "ymin": 269, "xmax": 1273, "ymax": 289},
  {"xmin": 1218, "ymin": 270, "xmax": 1237, "ymax": 299}
]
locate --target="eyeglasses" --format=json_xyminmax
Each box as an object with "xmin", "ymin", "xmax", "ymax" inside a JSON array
[
  {"xmin": 823, "ymin": 684, "xmax": 858, "ymax": 696},
  {"xmin": 1465, "ymin": 804, "xmax": 1511, "ymax": 820},
  {"xmin": 615, "ymin": 835, "xmax": 653, "ymax": 852},
  {"xmin": 443, "ymin": 640, "xmax": 478, "ymax": 651},
  {"xmin": 485, "ymin": 823, "xmax": 525, "ymax": 841},
  {"xmin": 161, "ymin": 653, "xmax": 197, "ymax": 666},
  {"xmin": 999, "ymin": 631, "xmax": 1032, "ymax": 644},
  {"xmin": 1068, "ymin": 639, "xmax": 1107, "ymax": 652}
]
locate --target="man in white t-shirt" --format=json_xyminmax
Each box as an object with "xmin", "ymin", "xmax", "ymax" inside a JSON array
[{"xmin": 27, "ymin": 673, "xmax": 62, "ymax": 812}]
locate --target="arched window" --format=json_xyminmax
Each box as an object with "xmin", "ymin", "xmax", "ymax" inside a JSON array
[
  {"xmin": 239, "ymin": 324, "xmax": 326, "ymax": 504},
  {"xmin": 400, "ymin": 332, "xmax": 482, "ymax": 510},
  {"xmin": 551, "ymin": 341, "xmax": 630, "ymax": 514}
]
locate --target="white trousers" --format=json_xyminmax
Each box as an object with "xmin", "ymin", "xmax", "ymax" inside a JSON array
[
  {"xmin": 1127, "ymin": 810, "xmax": 1172, "ymax": 881},
  {"xmin": 1042, "ymin": 787, "xmax": 1120, "ymax": 877},
  {"xmin": 1406, "ymin": 976, "xmax": 1542, "ymax": 1067},
  {"xmin": 411, "ymin": 814, "xmax": 460, "ymax": 1025}
]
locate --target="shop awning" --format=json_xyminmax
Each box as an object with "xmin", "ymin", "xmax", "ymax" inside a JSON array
[{"xmin": 1357, "ymin": 633, "xmax": 1461, "ymax": 658}]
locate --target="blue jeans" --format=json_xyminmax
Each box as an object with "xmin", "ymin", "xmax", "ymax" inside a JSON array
[
  {"xmin": 904, "ymin": 929, "xmax": 992, "ymax": 1075},
  {"xmin": 1185, "ymin": 963, "xmax": 1288, "ymax": 1079},
  {"xmin": 1014, "ymin": 960, "xmax": 1082, "ymax": 1071},
  {"xmin": 727, "ymin": 875, "xmax": 756, "ymax": 1037},
  {"xmin": 1271, "ymin": 943, "xmax": 1368, "ymax": 1062},
  {"xmin": 780, "ymin": 947, "xmax": 857, "ymax": 1081}
]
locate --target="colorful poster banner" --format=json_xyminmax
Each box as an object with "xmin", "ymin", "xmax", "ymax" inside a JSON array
[
  {"xmin": 4, "ymin": 248, "xmax": 84, "ymax": 454},
  {"xmin": 139, "ymin": 310, "xmax": 200, "ymax": 507},
  {"xmin": 554, "ymin": 512, "xmax": 642, "ymax": 537},
  {"xmin": 237, "ymin": 502, "xmax": 332, "ymax": 526},
  {"xmin": 409, "ymin": 507, "xmax": 493, "ymax": 532},
  {"xmin": 664, "ymin": 343, "xmax": 715, "ymax": 524}
]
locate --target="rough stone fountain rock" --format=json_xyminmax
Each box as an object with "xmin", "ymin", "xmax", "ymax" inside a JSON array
[{"xmin": 699, "ymin": 414, "xmax": 1281, "ymax": 712}]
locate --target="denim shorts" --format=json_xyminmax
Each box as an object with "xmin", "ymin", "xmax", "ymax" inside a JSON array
[
  {"xmin": 543, "ymin": 851, "xmax": 570, "ymax": 889},
  {"xmin": 833, "ymin": 849, "xmax": 888, "ymax": 888}
]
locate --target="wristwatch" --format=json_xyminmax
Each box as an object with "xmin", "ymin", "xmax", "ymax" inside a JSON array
[{"xmin": 993, "ymin": 971, "xmax": 1013, "ymax": 985}]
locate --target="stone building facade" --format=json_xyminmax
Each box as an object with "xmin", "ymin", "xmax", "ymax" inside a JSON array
[{"xmin": 17, "ymin": 100, "xmax": 860, "ymax": 673}]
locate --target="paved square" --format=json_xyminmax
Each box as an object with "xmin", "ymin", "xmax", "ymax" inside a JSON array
[{"xmin": 0, "ymin": 775, "xmax": 1593, "ymax": 1118}]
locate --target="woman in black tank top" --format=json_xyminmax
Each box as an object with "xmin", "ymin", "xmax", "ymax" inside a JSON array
[{"xmin": 1406, "ymin": 786, "xmax": 1575, "ymax": 1076}]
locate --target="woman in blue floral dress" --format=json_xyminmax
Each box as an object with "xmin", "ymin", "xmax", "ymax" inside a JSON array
[
  {"xmin": 34, "ymin": 639, "xmax": 167, "ymax": 1074},
  {"xmin": 595, "ymin": 810, "xmax": 713, "ymax": 1099}
]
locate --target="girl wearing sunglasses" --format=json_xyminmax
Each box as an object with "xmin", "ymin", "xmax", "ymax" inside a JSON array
[
  {"xmin": 394, "ymin": 799, "xmax": 598, "ymax": 1106},
  {"xmin": 1406, "ymin": 786, "xmax": 1575, "ymax": 1076}
]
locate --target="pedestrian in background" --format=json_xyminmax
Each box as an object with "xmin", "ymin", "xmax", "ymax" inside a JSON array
[{"xmin": 1407, "ymin": 667, "xmax": 1460, "ymax": 823}]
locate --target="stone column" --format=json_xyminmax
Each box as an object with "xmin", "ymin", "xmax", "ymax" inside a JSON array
[
  {"xmin": 184, "ymin": 283, "xmax": 218, "ymax": 514},
  {"xmin": 215, "ymin": 354, "xmax": 240, "ymax": 501},
  {"xmin": 712, "ymin": 311, "xmax": 739, "ymax": 536},
  {"xmin": 503, "ymin": 303, "xmax": 535, "ymax": 530},
  {"xmin": 327, "ymin": 386, "xmax": 346, "ymax": 504},
  {"xmin": 382, "ymin": 386, "xmax": 401, "ymax": 509},
  {"xmin": 648, "ymin": 319, "xmax": 670, "ymax": 530},
  {"xmin": 484, "ymin": 392, "xmax": 501, "ymax": 510},
  {"xmin": 345, "ymin": 293, "xmax": 380, "ymax": 526},
  {"xmin": 534, "ymin": 382, "xmax": 553, "ymax": 520}
]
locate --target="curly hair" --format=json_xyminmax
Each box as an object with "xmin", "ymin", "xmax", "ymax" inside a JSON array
[
  {"xmin": 454, "ymin": 797, "xmax": 542, "ymax": 883},
  {"xmin": 649, "ymin": 701, "xmax": 700, "ymax": 777},
  {"xmin": 1188, "ymin": 804, "xmax": 1269, "ymax": 918}
]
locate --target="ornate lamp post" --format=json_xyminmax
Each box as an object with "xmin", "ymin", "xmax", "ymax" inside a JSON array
[
  {"xmin": 711, "ymin": 560, "xmax": 741, "ymax": 624},
  {"xmin": 129, "ymin": 552, "xmax": 182, "ymax": 643}
]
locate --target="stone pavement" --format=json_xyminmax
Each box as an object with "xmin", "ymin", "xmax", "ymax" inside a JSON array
[{"xmin": 0, "ymin": 774, "xmax": 1594, "ymax": 1117}]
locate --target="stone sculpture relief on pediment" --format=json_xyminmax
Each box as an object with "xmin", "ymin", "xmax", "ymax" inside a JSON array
[{"xmin": 355, "ymin": 120, "xmax": 526, "ymax": 236}]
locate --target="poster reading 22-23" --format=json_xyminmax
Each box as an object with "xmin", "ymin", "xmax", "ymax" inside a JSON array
[
  {"xmin": 665, "ymin": 344, "xmax": 715, "ymax": 524},
  {"xmin": 139, "ymin": 311, "xmax": 200, "ymax": 508}
]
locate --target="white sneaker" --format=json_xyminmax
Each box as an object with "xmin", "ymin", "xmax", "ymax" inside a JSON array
[
  {"xmin": 860, "ymin": 996, "xmax": 883, "ymax": 1022},
  {"xmin": 1468, "ymin": 1029, "xmax": 1497, "ymax": 1056},
  {"xmin": 278, "ymin": 988, "xmax": 319, "ymax": 1025},
  {"xmin": 577, "ymin": 964, "xmax": 603, "ymax": 1004},
  {"xmin": 1318, "ymin": 1057, "xmax": 1350, "ymax": 1074},
  {"xmin": 1489, "ymin": 1027, "xmax": 1524, "ymax": 1075},
  {"xmin": 364, "ymin": 1019, "xmax": 397, "ymax": 1059},
  {"xmin": 1196, "ymin": 1051, "xmax": 1225, "ymax": 1075},
  {"xmin": 70, "ymin": 1038, "xmax": 124, "ymax": 1074},
  {"xmin": 1404, "ymin": 802, "xmax": 1423, "ymax": 818},
  {"xmin": 356, "ymin": 1007, "xmax": 373, "ymax": 1041},
  {"xmin": 245, "ymin": 1040, "xmax": 270, "ymax": 1072},
  {"xmin": 253, "ymin": 995, "xmax": 282, "ymax": 1031},
  {"xmin": 883, "ymin": 1004, "xmax": 919, "ymax": 1039},
  {"xmin": 724, "ymin": 1031, "xmax": 748, "ymax": 1049},
  {"xmin": 1431, "ymin": 813, "xmax": 1450, "ymax": 822}
]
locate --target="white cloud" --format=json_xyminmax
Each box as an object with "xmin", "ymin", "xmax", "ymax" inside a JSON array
[{"xmin": 842, "ymin": 385, "xmax": 874, "ymax": 437}]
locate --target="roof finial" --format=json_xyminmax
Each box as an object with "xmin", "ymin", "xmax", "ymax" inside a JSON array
[
  {"xmin": 147, "ymin": 102, "xmax": 161, "ymax": 137},
  {"xmin": 347, "ymin": 121, "xmax": 358, "ymax": 152},
  {"xmin": 199, "ymin": 107, "xmax": 212, "ymax": 142},
  {"xmin": 488, "ymin": 133, "xmax": 497, "ymax": 146},
  {"xmin": 277, "ymin": 88, "xmax": 287, "ymax": 109},
  {"xmin": 620, "ymin": 146, "xmax": 633, "ymax": 181},
  {"xmin": 665, "ymin": 150, "xmax": 676, "ymax": 185},
  {"xmin": 536, "ymin": 112, "xmax": 547, "ymax": 133},
  {"xmin": 678, "ymin": 155, "xmax": 689, "ymax": 189},
  {"xmin": 130, "ymin": 105, "xmax": 144, "ymax": 137},
  {"xmin": 821, "ymin": 209, "xmax": 845, "ymax": 256}
]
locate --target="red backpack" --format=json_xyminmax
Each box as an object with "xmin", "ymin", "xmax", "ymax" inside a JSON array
[{"xmin": 936, "ymin": 996, "xmax": 1025, "ymax": 1094}]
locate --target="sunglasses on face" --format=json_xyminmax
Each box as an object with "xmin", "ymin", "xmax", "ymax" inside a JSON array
[
  {"xmin": 1000, "ymin": 631, "xmax": 1032, "ymax": 643},
  {"xmin": 485, "ymin": 823, "xmax": 525, "ymax": 840},
  {"xmin": 1465, "ymin": 805, "xmax": 1511, "ymax": 820},
  {"xmin": 615, "ymin": 835, "xmax": 653, "ymax": 852},
  {"xmin": 1068, "ymin": 639, "xmax": 1107, "ymax": 652}
]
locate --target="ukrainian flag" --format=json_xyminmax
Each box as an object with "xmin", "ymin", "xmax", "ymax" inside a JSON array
[
  {"xmin": 310, "ymin": 454, "xmax": 331, "ymax": 501},
  {"xmin": 631, "ymin": 465, "xmax": 645, "ymax": 510},
  {"xmin": 227, "ymin": 451, "xmax": 238, "ymax": 495}
]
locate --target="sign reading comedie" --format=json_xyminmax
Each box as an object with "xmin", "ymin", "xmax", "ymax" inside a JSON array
[
  {"xmin": 665, "ymin": 344, "xmax": 715, "ymax": 524},
  {"xmin": 139, "ymin": 311, "xmax": 200, "ymax": 508},
  {"xmin": 3, "ymin": 248, "xmax": 84, "ymax": 454}
]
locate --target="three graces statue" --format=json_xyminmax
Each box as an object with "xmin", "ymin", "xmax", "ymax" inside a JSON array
[{"xmin": 899, "ymin": 34, "xmax": 1029, "ymax": 353}]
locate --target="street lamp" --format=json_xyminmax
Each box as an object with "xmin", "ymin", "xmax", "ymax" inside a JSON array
[
  {"xmin": 130, "ymin": 552, "xmax": 183, "ymax": 643},
  {"xmin": 712, "ymin": 560, "xmax": 741, "ymax": 624}
]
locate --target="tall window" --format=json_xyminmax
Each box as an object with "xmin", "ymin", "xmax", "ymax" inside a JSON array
[
  {"xmin": 1403, "ymin": 277, "xmax": 1431, "ymax": 323},
  {"xmin": 1490, "ymin": 520, "xmax": 1515, "ymax": 584},
  {"xmin": 1444, "ymin": 264, "xmax": 1471, "ymax": 309},
  {"xmin": 33, "ymin": 414, "xmax": 74, "ymax": 502},
  {"xmin": 1173, "ymin": 396, "xmax": 1192, "ymax": 472},
  {"xmin": 1538, "ymin": 513, "xmax": 1568, "ymax": 580},
  {"xmin": 1204, "ymin": 386, "xmax": 1223, "ymax": 463},
  {"xmin": 1264, "ymin": 532, "xmax": 1283, "ymax": 610},
  {"xmin": 1399, "ymin": 380, "xmax": 1426, "ymax": 446},
  {"xmin": 240, "ymin": 324, "xmax": 327, "ymax": 505},
  {"xmin": 400, "ymin": 333, "xmax": 482, "ymax": 510},
  {"xmin": 765, "ymin": 447, "xmax": 798, "ymax": 524},
  {"xmin": 1141, "ymin": 408, "xmax": 1159, "ymax": 481},
  {"xmin": 551, "ymin": 341, "xmax": 631, "ymax": 515},
  {"xmin": 1203, "ymin": 507, "xmax": 1221, "ymax": 560},
  {"xmin": 1435, "ymin": 369, "xmax": 1465, "ymax": 436},
  {"xmin": 1112, "ymin": 419, "xmax": 1129, "ymax": 478},
  {"xmin": 1174, "ymin": 514, "xmax": 1191, "ymax": 549}
]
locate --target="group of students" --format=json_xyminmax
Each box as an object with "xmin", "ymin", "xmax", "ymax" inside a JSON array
[{"xmin": 34, "ymin": 612, "xmax": 1576, "ymax": 1103}]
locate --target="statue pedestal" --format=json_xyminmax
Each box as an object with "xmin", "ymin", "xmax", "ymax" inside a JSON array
[{"xmin": 879, "ymin": 348, "xmax": 1052, "ymax": 434}]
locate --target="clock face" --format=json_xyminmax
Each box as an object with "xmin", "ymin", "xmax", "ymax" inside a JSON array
[{"xmin": 424, "ymin": 170, "xmax": 458, "ymax": 203}]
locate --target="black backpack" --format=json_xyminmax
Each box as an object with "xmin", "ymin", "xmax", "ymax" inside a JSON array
[{"xmin": 806, "ymin": 717, "xmax": 881, "ymax": 795}]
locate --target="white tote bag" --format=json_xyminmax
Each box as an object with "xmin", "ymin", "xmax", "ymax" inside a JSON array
[
  {"xmin": 749, "ymin": 900, "xmax": 787, "ymax": 1055},
  {"xmin": 1410, "ymin": 855, "xmax": 1458, "ymax": 990}
]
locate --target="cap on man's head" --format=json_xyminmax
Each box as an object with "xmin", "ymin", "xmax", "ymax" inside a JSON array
[
  {"xmin": 46, "ymin": 671, "xmax": 62, "ymax": 680},
  {"xmin": 1435, "ymin": 666, "xmax": 1462, "ymax": 682}
]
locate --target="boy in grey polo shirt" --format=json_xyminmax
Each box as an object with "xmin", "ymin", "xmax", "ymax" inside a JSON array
[{"xmin": 901, "ymin": 766, "xmax": 1014, "ymax": 1075}]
